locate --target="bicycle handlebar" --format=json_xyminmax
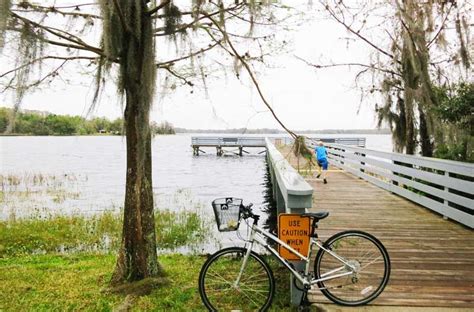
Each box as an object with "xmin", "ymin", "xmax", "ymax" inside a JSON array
[{"xmin": 240, "ymin": 203, "xmax": 260, "ymax": 221}]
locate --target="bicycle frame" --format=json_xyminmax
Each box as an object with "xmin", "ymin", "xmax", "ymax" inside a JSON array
[{"xmin": 235, "ymin": 221, "xmax": 356, "ymax": 289}]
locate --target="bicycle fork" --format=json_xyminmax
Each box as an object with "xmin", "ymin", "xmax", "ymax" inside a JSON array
[{"xmin": 233, "ymin": 234, "xmax": 256, "ymax": 289}]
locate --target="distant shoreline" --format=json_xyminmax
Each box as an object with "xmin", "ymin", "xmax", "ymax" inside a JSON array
[
  {"xmin": 1, "ymin": 129, "xmax": 391, "ymax": 136},
  {"xmin": 175, "ymin": 128, "xmax": 391, "ymax": 135}
]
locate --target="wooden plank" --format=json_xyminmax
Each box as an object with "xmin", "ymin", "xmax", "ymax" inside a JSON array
[{"xmin": 333, "ymin": 160, "xmax": 474, "ymax": 228}]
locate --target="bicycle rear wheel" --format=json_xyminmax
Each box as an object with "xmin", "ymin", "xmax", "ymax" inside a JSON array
[
  {"xmin": 198, "ymin": 247, "xmax": 275, "ymax": 311},
  {"xmin": 314, "ymin": 230, "xmax": 390, "ymax": 306}
]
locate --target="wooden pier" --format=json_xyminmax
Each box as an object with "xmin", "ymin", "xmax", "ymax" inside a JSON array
[
  {"xmin": 191, "ymin": 136, "xmax": 266, "ymax": 156},
  {"xmin": 277, "ymin": 143, "xmax": 474, "ymax": 308},
  {"xmin": 306, "ymin": 168, "xmax": 474, "ymax": 308}
]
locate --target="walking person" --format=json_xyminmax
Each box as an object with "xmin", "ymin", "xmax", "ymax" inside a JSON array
[{"xmin": 314, "ymin": 141, "xmax": 329, "ymax": 184}]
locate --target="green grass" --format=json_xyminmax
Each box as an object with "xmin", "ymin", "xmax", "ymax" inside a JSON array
[
  {"xmin": 0, "ymin": 211, "xmax": 299, "ymax": 311},
  {"xmin": 0, "ymin": 253, "xmax": 294, "ymax": 311},
  {"xmin": 0, "ymin": 210, "xmax": 209, "ymax": 257}
]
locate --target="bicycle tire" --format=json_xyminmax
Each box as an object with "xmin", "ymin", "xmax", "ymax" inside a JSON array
[
  {"xmin": 198, "ymin": 247, "xmax": 275, "ymax": 311},
  {"xmin": 314, "ymin": 230, "xmax": 390, "ymax": 306}
]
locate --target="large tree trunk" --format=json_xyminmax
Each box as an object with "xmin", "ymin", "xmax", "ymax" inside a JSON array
[
  {"xmin": 110, "ymin": 2, "xmax": 161, "ymax": 284},
  {"xmin": 111, "ymin": 93, "xmax": 161, "ymax": 284}
]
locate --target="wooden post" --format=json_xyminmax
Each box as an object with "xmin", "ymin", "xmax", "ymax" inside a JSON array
[
  {"xmin": 443, "ymin": 171, "xmax": 449, "ymax": 220},
  {"xmin": 360, "ymin": 153, "xmax": 366, "ymax": 173}
]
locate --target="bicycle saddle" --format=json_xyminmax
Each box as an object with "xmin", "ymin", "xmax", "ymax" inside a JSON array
[{"xmin": 301, "ymin": 211, "xmax": 329, "ymax": 221}]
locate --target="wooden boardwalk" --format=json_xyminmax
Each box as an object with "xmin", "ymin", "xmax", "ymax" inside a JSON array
[{"xmin": 304, "ymin": 167, "xmax": 474, "ymax": 308}]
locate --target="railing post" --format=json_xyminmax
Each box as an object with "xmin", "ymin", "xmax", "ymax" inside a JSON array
[{"xmin": 443, "ymin": 171, "xmax": 449, "ymax": 220}]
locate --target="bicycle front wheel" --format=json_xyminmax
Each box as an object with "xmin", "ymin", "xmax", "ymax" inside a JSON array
[
  {"xmin": 314, "ymin": 230, "xmax": 390, "ymax": 306},
  {"xmin": 198, "ymin": 247, "xmax": 275, "ymax": 311}
]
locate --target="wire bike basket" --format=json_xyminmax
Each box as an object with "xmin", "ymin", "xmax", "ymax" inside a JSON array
[{"xmin": 212, "ymin": 197, "xmax": 243, "ymax": 232}]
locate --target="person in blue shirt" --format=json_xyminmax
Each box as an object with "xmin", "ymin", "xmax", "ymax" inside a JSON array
[{"xmin": 314, "ymin": 141, "xmax": 328, "ymax": 184}]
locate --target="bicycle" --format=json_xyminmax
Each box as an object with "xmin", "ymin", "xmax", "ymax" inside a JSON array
[{"xmin": 198, "ymin": 197, "xmax": 391, "ymax": 311}]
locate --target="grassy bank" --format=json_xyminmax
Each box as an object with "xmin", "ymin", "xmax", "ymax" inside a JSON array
[
  {"xmin": 0, "ymin": 210, "xmax": 208, "ymax": 257},
  {"xmin": 0, "ymin": 209, "xmax": 297, "ymax": 311},
  {"xmin": 0, "ymin": 253, "xmax": 292, "ymax": 311}
]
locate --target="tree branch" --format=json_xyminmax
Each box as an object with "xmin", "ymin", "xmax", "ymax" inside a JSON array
[
  {"xmin": 156, "ymin": 41, "xmax": 221, "ymax": 68},
  {"xmin": 427, "ymin": 2, "xmax": 454, "ymax": 48},
  {"xmin": 12, "ymin": 2, "xmax": 101, "ymax": 19},
  {"xmin": 148, "ymin": 0, "xmax": 171, "ymax": 16},
  {"xmin": 162, "ymin": 66, "xmax": 194, "ymax": 86},
  {"xmin": 0, "ymin": 56, "xmax": 98, "ymax": 78},
  {"xmin": 206, "ymin": 16, "xmax": 297, "ymax": 139},
  {"xmin": 12, "ymin": 8, "xmax": 101, "ymax": 19},
  {"xmin": 295, "ymin": 55, "xmax": 402, "ymax": 77},
  {"xmin": 11, "ymin": 12, "xmax": 105, "ymax": 57},
  {"xmin": 321, "ymin": 0, "xmax": 397, "ymax": 62},
  {"xmin": 154, "ymin": 3, "xmax": 244, "ymax": 36}
]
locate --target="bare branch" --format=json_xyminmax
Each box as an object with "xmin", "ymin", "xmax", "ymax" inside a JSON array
[
  {"xmin": 154, "ymin": 3, "xmax": 244, "ymax": 36},
  {"xmin": 162, "ymin": 66, "xmax": 194, "ymax": 86},
  {"xmin": 1, "ymin": 56, "xmax": 98, "ymax": 78},
  {"xmin": 12, "ymin": 8, "xmax": 101, "ymax": 20},
  {"xmin": 156, "ymin": 41, "xmax": 221, "ymax": 68},
  {"xmin": 148, "ymin": 0, "xmax": 171, "ymax": 16},
  {"xmin": 206, "ymin": 16, "xmax": 297, "ymax": 139},
  {"xmin": 11, "ymin": 12, "xmax": 106, "ymax": 57},
  {"xmin": 321, "ymin": 0, "xmax": 397, "ymax": 62},
  {"xmin": 427, "ymin": 2, "xmax": 454, "ymax": 48},
  {"xmin": 12, "ymin": 2, "xmax": 101, "ymax": 19},
  {"xmin": 295, "ymin": 55, "xmax": 402, "ymax": 77},
  {"xmin": 40, "ymin": 3, "xmax": 98, "ymax": 10}
]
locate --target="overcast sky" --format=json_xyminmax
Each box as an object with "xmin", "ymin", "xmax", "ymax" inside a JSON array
[{"xmin": 1, "ymin": 2, "xmax": 382, "ymax": 131}]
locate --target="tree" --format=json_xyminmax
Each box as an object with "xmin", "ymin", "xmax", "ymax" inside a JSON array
[
  {"xmin": 305, "ymin": 0, "xmax": 472, "ymax": 157},
  {"xmin": 432, "ymin": 82, "xmax": 474, "ymax": 162},
  {"xmin": 1, "ymin": 0, "xmax": 296, "ymax": 286}
]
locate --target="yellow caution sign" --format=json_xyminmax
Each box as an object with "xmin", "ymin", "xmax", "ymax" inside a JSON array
[{"xmin": 278, "ymin": 214, "xmax": 311, "ymax": 260}]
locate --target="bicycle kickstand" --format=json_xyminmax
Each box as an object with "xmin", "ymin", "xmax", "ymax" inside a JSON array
[{"xmin": 298, "ymin": 289, "xmax": 312, "ymax": 312}]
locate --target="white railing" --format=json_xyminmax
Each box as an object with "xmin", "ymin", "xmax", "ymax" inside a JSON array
[
  {"xmin": 266, "ymin": 138, "xmax": 313, "ymax": 213},
  {"xmin": 326, "ymin": 143, "xmax": 474, "ymax": 228},
  {"xmin": 192, "ymin": 136, "xmax": 366, "ymax": 147},
  {"xmin": 265, "ymin": 138, "xmax": 313, "ymax": 306},
  {"xmin": 191, "ymin": 136, "xmax": 266, "ymax": 147},
  {"xmin": 273, "ymin": 136, "xmax": 366, "ymax": 147}
]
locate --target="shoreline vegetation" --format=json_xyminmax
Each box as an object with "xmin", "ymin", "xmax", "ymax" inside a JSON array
[
  {"xmin": 0, "ymin": 210, "xmax": 209, "ymax": 257},
  {"xmin": 0, "ymin": 108, "xmax": 175, "ymax": 136},
  {"xmin": 0, "ymin": 107, "xmax": 390, "ymax": 136}
]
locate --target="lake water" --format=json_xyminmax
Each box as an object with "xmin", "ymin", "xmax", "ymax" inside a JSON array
[
  {"xmin": 0, "ymin": 134, "xmax": 391, "ymax": 251},
  {"xmin": 0, "ymin": 134, "xmax": 392, "ymax": 219}
]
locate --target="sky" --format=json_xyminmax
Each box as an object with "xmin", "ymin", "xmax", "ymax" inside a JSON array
[{"xmin": 0, "ymin": 2, "xmax": 382, "ymax": 131}]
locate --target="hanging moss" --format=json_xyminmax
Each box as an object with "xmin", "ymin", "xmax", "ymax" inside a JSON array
[
  {"xmin": 0, "ymin": 0, "xmax": 12, "ymax": 50},
  {"xmin": 164, "ymin": 2, "xmax": 182, "ymax": 35},
  {"xmin": 98, "ymin": 0, "xmax": 156, "ymax": 110}
]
